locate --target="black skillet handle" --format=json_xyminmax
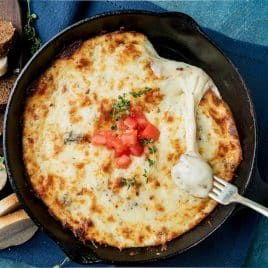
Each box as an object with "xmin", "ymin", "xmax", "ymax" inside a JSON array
[
  {"xmin": 234, "ymin": 166, "xmax": 268, "ymax": 215},
  {"xmin": 57, "ymin": 240, "xmax": 103, "ymax": 265},
  {"xmin": 244, "ymin": 167, "xmax": 268, "ymax": 206}
]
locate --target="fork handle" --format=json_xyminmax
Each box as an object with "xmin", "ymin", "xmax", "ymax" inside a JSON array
[{"xmin": 234, "ymin": 194, "xmax": 268, "ymax": 217}]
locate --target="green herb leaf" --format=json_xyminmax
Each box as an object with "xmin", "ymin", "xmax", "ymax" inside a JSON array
[
  {"xmin": 111, "ymin": 93, "xmax": 130, "ymax": 121},
  {"xmin": 24, "ymin": 0, "xmax": 42, "ymax": 55},
  {"xmin": 139, "ymin": 138, "xmax": 154, "ymax": 146},
  {"xmin": 147, "ymin": 158, "xmax": 155, "ymax": 167},
  {"xmin": 149, "ymin": 146, "xmax": 157, "ymax": 154},
  {"xmin": 121, "ymin": 177, "xmax": 137, "ymax": 190},
  {"xmin": 130, "ymin": 87, "xmax": 152, "ymax": 98},
  {"xmin": 143, "ymin": 169, "xmax": 148, "ymax": 183},
  {"xmin": 111, "ymin": 124, "xmax": 117, "ymax": 130}
]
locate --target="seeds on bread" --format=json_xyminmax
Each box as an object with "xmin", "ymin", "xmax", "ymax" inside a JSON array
[
  {"xmin": 0, "ymin": 74, "xmax": 16, "ymax": 109},
  {"xmin": 0, "ymin": 20, "xmax": 15, "ymax": 57}
]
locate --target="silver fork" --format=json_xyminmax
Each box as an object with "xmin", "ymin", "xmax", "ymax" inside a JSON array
[{"xmin": 209, "ymin": 176, "xmax": 268, "ymax": 217}]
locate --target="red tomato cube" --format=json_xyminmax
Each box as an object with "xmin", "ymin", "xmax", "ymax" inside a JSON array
[
  {"xmin": 114, "ymin": 146, "xmax": 130, "ymax": 157},
  {"xmin": 140, "ymin": 124, "xmax": 160, "ymax": 140},
  {"xmin": 120, "ymin": 130, "xmax": 138, "ymax": 146},
  {"xmin": 136, "ymin": 115, "xmax": 149, "ymax": 130},
  {"xmin": 106, "ymin": 136, "xmax": 123, "ymax": 149},
  {"xmin": 123, "ymin": 116, "xmax": 138, "ymax": 129},
  {"xmin": 115, "ymin": 155, "xmax": 132, "ymax": 169},
  {"xmin": 91, "ymin": 134, "xmax": 106, "ymax": 145},
  {"xmin": 129, "ymin": 143, "xmax": 144, "ymax": 156},
  {"xmin": 117, "ymin": 120, "xmax": 127, "ymax": 131}
]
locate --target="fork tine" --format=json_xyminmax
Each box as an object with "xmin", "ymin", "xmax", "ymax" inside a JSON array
[
  {"xmin": 213, "ymin": 181, "xmax": 225, "ymax": 190},
  {"xmin": 208, "ymin": 192, "xmax": 218, "ymax": 200},
  {"xmin": 214, "ymin": 176, "xmax": 227, "ymax": 185},
  {"xmin": 212, "ymin": 187, "xmax": 221, "ymax": 195}
]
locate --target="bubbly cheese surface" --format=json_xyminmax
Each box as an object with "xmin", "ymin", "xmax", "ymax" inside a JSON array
[{"xmin": 23, "ymin": 32, "xmax": 242, "ymax": 249}]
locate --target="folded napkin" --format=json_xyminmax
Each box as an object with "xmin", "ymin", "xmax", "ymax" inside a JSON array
[{"xmin": 0, "ymin": 1, "xmax": 267, "ymax": 267}]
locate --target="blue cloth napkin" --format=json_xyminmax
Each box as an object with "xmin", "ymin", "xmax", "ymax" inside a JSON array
[{"xmin": 1, "ymin": 1, "xmax": 267, "ymax": 267}]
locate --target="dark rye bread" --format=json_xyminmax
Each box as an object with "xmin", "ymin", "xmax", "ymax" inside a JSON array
[
  {"xmin": 0, "ymin": 20, "xmax": 15, "ymax": 57},
  {"xmin": 0, "ymin": 113, "xmax": 3, "ymax": 136},
  {"xmin": 0, "ymin": 73, "xmax": 16, "ymax": 110}
]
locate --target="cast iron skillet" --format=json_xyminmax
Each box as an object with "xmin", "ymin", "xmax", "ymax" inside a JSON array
[{"xmin": 3, "ymin": 10, "xmax": 267, "ymax": 265}]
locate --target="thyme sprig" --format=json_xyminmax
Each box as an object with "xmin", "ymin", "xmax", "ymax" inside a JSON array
[
  {"xmin": 121, "ymin": 177, "xmax": 137, "ymax": 190},
  {"xmin": 147, "ymin": 158, "xmax": 155, "ymax": 167},
  {"xmin": 149, "ymin": 145, "xmax": 157, "ymax": 154},
  {"xmin": 139, "ymin": 138, "xmax": 154, "ymax": 146},
  {"xmin": 24, "ymin": 0, "xmax": 42, "ymax": 54},
  {"xmin": 143, "ymin": 169, "xmax": 148, "ymax": 183},
  {"xmin": 111, "ymin": 93, "xmax": 130, "ymax": 121},
  {"xmin": 111, "ymin": 87, "xmax": 152, "ymax": 122},
  {"xmin": 130, "ymin": 87, "xmax": 152, "ymax": 98}
]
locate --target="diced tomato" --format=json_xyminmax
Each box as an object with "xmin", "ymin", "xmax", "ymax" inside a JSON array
[
  {"xmin": 120, "ymin": 130, "xmax": 138, "ymax": 146},
  {"xmin": 91, "ymin": 134, "xmax": 106, "ymax": 145},
  {"xmin": 115, "ymin": 147, "xmax": 130, "ymax": 157},
  {"xmin": 129, "ymin": 143, "xmax": 144, "ymax": 156},
  {"xmin": 106, "ymin": 136, "xmax": 122, "ymax": 149},
  {"xmin": 91, "ymin": 106, "xmax": 161, "ymax": 169},
  {"xmin": 115, "ymin": 155, "xmax": 132, "ymax": 169},
  {"xmin": 140, "ymin": 123, "xmax": 160, "ymax": 140},
  {"xmin": 117, "ymin": 120, "xmax": 128, "ymax": 131},
  {"xmin": 135, "ymin": 115, "xmax": 149, "ymax": 130},
  {"xmin": 123, "ymin": 116, "xmax": 138, "ymax": 129}
]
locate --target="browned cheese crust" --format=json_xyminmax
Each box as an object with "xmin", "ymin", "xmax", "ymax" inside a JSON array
[{"xmin": 22, "ymin": 32, "xmax": 242, "ymax": 249}]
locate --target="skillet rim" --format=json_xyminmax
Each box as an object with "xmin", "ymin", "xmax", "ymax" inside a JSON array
[{"xmin": 3, "ymin": 10, "xmax": 257, "ymax": 264}]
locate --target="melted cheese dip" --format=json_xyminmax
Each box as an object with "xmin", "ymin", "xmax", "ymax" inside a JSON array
[
  {"xmin": 23, "ymin": 32, "xmax": 242, "ymax": 249},
  {"xmin": 151, "ymin": 58, "xmax": 217, "ymax": 197}
]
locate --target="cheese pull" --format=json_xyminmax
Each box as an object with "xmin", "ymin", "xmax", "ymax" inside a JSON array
[{"xmin": 0, "ymin": 57, "xmax": 8, "ymax": 77}]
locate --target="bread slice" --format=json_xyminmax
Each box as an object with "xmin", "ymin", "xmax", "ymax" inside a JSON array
[
  {"xmin": 0, "ymin": 74, "xmax": 16, "ymax": 109},
  {"xmin": 0, "ymin": 193, "xmax": 20, "ymax": 216},
  {"xmin": 0, "ymin": 20, "xmax": 15, "ymax": 57},
  {"xmin": 0, "ymin": 112, "xmax": 3, "ymax": 136},
  {"xmin": 0, "ymin": 209, "xmax": 38, "ymax": 249},
  {"xmin": 0, "ymin": 162, "xmax": 7, "ymax": 191},
  {"xmin": 0, "ymin": 56, "xmax": 8, "ymax": 77}
]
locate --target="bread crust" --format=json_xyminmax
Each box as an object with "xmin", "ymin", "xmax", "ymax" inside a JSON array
[{"xmin": 0, "ymin": 20, "xmax": 15, "ymax": 57}]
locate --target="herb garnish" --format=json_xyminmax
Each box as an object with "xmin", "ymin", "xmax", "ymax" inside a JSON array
[
  {"xmin": 143, "ymin": 169, "xmax": 149, "ymax": 183},
  {"xmin": 121, "ymin": 177, "xmax": 137, "ymax": 190},
  {"xmin": 139, "ymin": 138, "xmax": 154, "ymax": 146},
  {"xmin": 111, "ymin": 124, "xmax": 117, "ymax": 130},
  {"xmin": 111, "ymin": 93, "xmax": 130, "ymax": 121},
  {"xmin": 24, "ymin": 0, "xmax": 42, "ymax": 55},
  {"xmin": 149, "ymin": 146, "xmax": 157, "ymax": 154},
  {"xmin": 147, "ymin": 158, "xmax": 155, "ymax": 167},
  {"xmin": 110, "ymin": 87, "xmax": 152, "ymax": 122},
  {"xmin": 130, "ymin": 87, "xmax": 152, "ymax": 98}
]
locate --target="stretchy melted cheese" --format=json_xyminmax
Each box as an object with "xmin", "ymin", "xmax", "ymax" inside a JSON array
[{"xmin": 23, "ymin": 32, "xmax": 242, "ymax": 249}]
